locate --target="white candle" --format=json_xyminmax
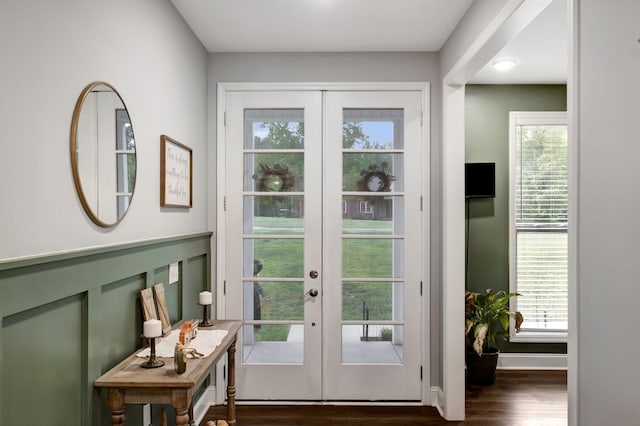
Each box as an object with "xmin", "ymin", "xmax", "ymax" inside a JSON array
[
  {"xmin": 143, "ymin": 319, "xmax": 162, "ymax": 338},
  {"xmin": 199, "ymin": 291, "xmax": 212, "ymax": 305}
]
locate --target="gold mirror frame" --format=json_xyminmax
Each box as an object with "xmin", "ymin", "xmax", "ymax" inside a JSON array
[{"xmin": 70, "ymin": 81, "xmax": 137, "ymax": 228}]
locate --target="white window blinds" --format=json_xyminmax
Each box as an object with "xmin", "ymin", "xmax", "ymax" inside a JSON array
[{"xmin": 515, "ymin": 124, "xmax": 568, "ymax": 227}]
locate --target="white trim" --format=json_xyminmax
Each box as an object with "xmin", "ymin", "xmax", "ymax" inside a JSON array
[
  {"xmin": 143, "ymin": 404, "xmax": 151, "ymax": 425},
  {"xmin": 233, "ymin": 400, "xmax": 424, "ymax": 407},
  {"xmin": 497, "ymin": 353, "xmax": 568, "ymax": 370},
  {"xmin": 430, "ymin": 387, "xmax": 445, "ymax": 417},
  {"xmin": 215, "ymin": 83, "xmax": 228, "ymax": 405},
  {"xmin": 0, "ymin": 232, "xmax": 208, "ymax": 265},
  {"xmin": 508, "ymin": 111, "xmax": 569, "ymax": 341},
  {"xmin": 193, "ymin": 385, "xmax": 217, "ymax": 424},
  {"xmin": 420, "ymin": 84, "xmax": 432, "ymax": 406},
  {"xmin": 441, "ymin": 84, "xmax": 466, "ymax": 421},
  {"xmin": 567, "ymin": 0, "xmax": 579, "ymax": 424},
  {"xmin": 509, "ymin": 111, "xmax": 568, "ymax": 126},
  {"xmin": 217, "ymin": 82, "xmax": 429, "ymax": 92},
  {"xmin": 511, "ymin": 330, "xmax": 567, "ymax": 343},
  {"xmin": 509, "ymin": 330, "xmax": 567, "ymax": 343}
]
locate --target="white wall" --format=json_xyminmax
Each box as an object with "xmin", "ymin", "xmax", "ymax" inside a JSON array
[
  {"xmin": 577, "ymin": 0, "xmax": 640, "ymax": 424},
  {"xmin": 0, "ymin": 0, "xmax": 208, "ymax": 261},
  {"xmin": 207, "ymin": 51, "xmax": 444, "ymax": 386},
  {"xmin": 207, "ymin": 52, "xmax": 442, "ymax": 217}
]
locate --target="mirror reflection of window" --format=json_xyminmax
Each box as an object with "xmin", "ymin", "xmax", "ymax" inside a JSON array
[
  {"xmin": 71, "ymin": 81, "xmax": 137, "ymax": 227},
  {"xmin": 115, "ymin": 109, "xmax": 135, "ymax": 219}
]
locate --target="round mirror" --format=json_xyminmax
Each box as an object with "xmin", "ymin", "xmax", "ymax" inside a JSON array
[{"xmin": 70, "ymin": 81, "xmax": 137, "ymax": 227}]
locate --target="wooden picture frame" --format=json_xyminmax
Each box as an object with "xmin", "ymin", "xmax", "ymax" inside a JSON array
[
  {"xmin": 152, "ymin": 283, "xmax": 172, "ymax": 336},
  {"xmin": 139, "ymin": 288, "xmax": 158, "ymax": 322},
  {"xmin": 160, "ymin": 135, "xmax": 192, "ymax": 207}
]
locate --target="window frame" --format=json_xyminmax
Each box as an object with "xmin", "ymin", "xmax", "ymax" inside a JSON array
[
  {"xmin": 359, "ymin": 200, "xmax": 372, "ymax": 214},
  {"xmin": 509, "ymin": 111, "xmax": 568, "ymax": 343}
]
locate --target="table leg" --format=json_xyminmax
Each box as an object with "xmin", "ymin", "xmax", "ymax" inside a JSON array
[
  {"xmin": 171, "ymin": 390, "xmax": 191, "ymax": 426},
  {"xmin": 107, "ymin": 389, "xmax": 126, "ymax": 425},
  {"xmin": 226, "ymin": 338, "xmax": 237, "ymax": 426}
]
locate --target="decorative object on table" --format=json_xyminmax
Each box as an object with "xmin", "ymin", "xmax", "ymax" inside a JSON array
[
  {"xmin": 465, "ymin": 289, "xmax": 523, "ymax": 384},
  {"xmin": 253, "ymin": 163, "xmax": 295, "ymax": 192},
  {"xmin": 206, "ymin": 420, "xmax": 229, "ymax": 426},
  {"xmin": 140, "ymin": 287, "xmax": 159, "ymax": 322},
  {"xmin": 141, "ymin": 319, "xmax": 164, "ymax": 368},
  {"xmin": 153, "ymin": 283, "xmax": 172, "ymax": 336},
  {"xmin": 174, "ymin": 342, "xmax": 187, "ymax": 374},
  {"xmin": 199, "ymin": 291, "xmax": 214, "ymax": 327},
  {"xmin": 136, "ymin": 327, "xmax": 228, "ymax": 359},
  {"xmin": 183, "ymin": 347, "xmax": 205, "ymax": 359},
  {"xmin": 160, "ymin": 134, "xmax": 192, "ymax": 208},
  {"xmin": 179, "ymin": 320, "xmax": 199, "ymax": 345}
]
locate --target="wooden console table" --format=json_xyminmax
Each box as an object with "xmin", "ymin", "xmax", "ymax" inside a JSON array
[{"xmin": 95, "ymin": 320, "xmax": 242, "ymax": 426}]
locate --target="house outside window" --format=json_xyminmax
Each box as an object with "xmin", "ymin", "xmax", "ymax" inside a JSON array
[{"xmin": 509, "ymin": 111, "xmax": 568, "ymax": 342}]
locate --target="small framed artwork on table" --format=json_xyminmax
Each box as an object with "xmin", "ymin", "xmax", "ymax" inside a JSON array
[{"xmin": 160, "ymin": 135, "xmax": 192, "ymax": 207}]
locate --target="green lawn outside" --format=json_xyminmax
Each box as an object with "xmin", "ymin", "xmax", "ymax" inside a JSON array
[
  {"xmin": 251, "ymin": 216, "xmax": 391, "ymax": 234},
  {"xmin": 251, "ymin": 216, "xmax": 397, "ymax": 341}
]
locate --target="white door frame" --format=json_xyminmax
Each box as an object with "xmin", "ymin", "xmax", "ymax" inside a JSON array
[
  {"xmin": 215, "ymin": 82, "xmax": 431, "ymax": 404},
  {"xmin": 439, "ymin": 0, "xmax": 574, "ymax": 421}
]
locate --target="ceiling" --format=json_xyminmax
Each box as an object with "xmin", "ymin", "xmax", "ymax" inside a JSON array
[
  {"xmin": 171, "ymin": 0, "xmax": 567, "ymax": 84},
  {"xmin": 471, "ymin": 0, "xmax": 567, "ymax": 84}
]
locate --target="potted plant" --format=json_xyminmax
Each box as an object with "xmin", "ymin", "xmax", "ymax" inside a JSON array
[{"xmin": 465, "ymin": 289, "xmax": 523, "ymax": 385}]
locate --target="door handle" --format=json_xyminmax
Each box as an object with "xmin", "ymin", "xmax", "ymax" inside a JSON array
[
  {"xmin": 307, "ymin": 288, "xmax": 319, "ymax": 297},
  {"xmin": 309, "ymin": 270, "xmax": 319, "ymax": 279}
]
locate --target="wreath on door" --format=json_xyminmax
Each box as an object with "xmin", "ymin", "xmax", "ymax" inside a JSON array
[
  {"xmin": 253, "ymin": 163, "xmax": 295, "ymax": 192},
  {"xmin": 356, "ymin": 162, "xmax": 395, "ymax": 204}
]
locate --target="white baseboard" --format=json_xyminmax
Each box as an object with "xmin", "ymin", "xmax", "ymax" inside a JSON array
[
  {"xmin": 193, "ymin": 385, "xmax": 217, "ymax": 424},
  {"xmin": 430, "ymin": 386, "xmax": 445, "ymax": 417},
  {"xmin": 497, "ymin": 353, "xmax": 567, "ymax": 370}
]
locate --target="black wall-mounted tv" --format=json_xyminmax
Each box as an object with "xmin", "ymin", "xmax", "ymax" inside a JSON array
[{"xmin": 465, "ymin": 162, "xmax": 495, "ymax": 199}]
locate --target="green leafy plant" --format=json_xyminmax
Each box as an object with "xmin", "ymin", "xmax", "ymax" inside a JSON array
[
  {"xmin": 380, "ymin": 327, "xmax": 393, "ymax": 341},
  {"xmin": 465, "ymin": 289, "xmax": 524, "ymax": 356}
]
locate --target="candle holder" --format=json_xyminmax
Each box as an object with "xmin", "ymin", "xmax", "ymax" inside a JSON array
[
  {"xmin": 141, "ymin": 337, "xmax": 165, "ymax": 368},
  {"xmin": 199, "ymin": 303, "xmax": 214, "ymax": 328}
]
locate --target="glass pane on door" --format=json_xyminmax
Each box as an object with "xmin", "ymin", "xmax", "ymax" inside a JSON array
[
  {"xmin": 243, "ymin": 195, "xmax": 304, "ymax": 235},
  {"xmin": 342, "ymin": 324, "xmax": 404, "ymax": 364},
  {"xmin": 241, "ymin": 108, "xmax": 307, "ymax": 365},
  {"xmin": 342, "ymin": 153, "xmax": 404, "ymax": 192},
  {"xmin": 341, "ymin": 108, "xmax": 406, "ymax": 365},
  {"xmin": 244, "ymin": 153, "xmax": 304, "ymax": 192},
  {"xmin": 342, "ymin": 109, "xmax": 404, "ymax": 149}
]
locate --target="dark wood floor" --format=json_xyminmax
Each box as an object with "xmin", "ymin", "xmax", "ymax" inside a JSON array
[{"xmin": 202, "ymin": 370, "xmax": 567, "ymax": 425}]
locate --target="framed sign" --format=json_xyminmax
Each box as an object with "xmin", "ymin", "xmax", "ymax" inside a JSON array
[{"xmin": 160, "ymin": 135, "xmax": 192, "ymax": 207}]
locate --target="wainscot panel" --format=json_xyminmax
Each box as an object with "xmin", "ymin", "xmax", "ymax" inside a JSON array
[
  {"xmin": 3, "ymin": 294, "xmax": 84, "ymax": 425},
  {"xmin": 0, "ymin": 232, "xmax": 213, "ymax": 426}
]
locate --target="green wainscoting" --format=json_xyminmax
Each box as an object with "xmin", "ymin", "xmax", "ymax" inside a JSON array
[{"xmin": 0, "ymin": 232, "xmax": 213, "ymax": 425}]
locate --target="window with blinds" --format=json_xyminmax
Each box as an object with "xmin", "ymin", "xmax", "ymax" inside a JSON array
[{"xmin": 509, "ymin": 111, "xmax": 568, "ymax": 341}]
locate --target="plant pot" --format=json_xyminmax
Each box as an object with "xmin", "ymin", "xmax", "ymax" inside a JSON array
[{"xmin": 466, "ymin": 348, "xmax": 499, "ymax": 385}]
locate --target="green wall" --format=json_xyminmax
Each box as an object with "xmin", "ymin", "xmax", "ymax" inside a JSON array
[
  {"xmin": 465, "ymin": 85, "xmax": 567, "ymax": 354},
  {"xmin": 0, "ymin": 233, "xmax": 212, "ymax": 425}
]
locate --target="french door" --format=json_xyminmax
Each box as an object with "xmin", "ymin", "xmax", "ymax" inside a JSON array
[{"xmin": 223, "ymin": 88, "xmax": 425, "ymax": 401}]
